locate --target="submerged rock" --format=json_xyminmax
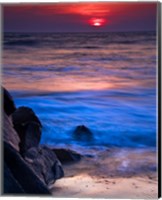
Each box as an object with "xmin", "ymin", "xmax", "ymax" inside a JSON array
[
  {"xmin": 73, "ymin": 125, "xmax": 93, "ymax": 141},
  {"xmin": 4, "ymin": 142, "xmax": 50, "ymax": 194},
  {"xmin": 12, "ymin": 107, "xmax": 42, "ymax": 155},
  {"xmin": 52, "ymin": 148, "xmax": 81, "ymax": 164},
  {"xmin": 2, "ymin": 87, "xmax": 16, "ymax": 116},
  {"xmin": 25, "ymin": 146, "xmax": 64, "ymax": 186}
]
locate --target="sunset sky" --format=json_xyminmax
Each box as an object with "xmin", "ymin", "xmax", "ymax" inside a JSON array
[{"xmin": 3, "ymin": 2, "xmax": 157, "ymax": 32}]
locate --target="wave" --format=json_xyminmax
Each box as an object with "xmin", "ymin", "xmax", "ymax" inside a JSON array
[
  {"xmin": 4, "ymin": 39, "xmax": 39, "ymax": 46},
  {"xmin": 3, "ymin": 31, "xmax": 156, "ymax": 48},
  {"xmin": 11, "ymin": 87, "xmax": 156, "ymax": 149}
]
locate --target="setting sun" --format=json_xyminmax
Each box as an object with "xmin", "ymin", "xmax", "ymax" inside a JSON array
[{"xmin": 89, "ymin": 17, "xmax": 106, "ymax": 27}]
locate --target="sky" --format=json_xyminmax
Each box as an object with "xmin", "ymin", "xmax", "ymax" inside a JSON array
[{"xmin": 3, "ymin": 2, "xmax": 157, "ymax": 32}]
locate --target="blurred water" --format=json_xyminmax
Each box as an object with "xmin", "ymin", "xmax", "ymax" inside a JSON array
[{"xmin": 2, "ymin": 32, "xmax": 157, "ymax": 149}]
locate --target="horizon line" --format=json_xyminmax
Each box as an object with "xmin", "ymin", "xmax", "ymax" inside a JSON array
[{"xmin": 3, "ymin": 30, "xmax": 156, "ymax": 34}]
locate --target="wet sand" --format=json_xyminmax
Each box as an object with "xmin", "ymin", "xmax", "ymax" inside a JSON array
[{"xmin": 50, "ymin": 148, "xmax": 158, "ymax": 198}]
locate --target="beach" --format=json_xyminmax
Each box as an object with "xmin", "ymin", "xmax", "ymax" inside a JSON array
[
  {"xmin": 53, "ymin": 173, "xmax": 157, "ymax": 198},
  {"xmin": 51, "ymin": 147, "xmax": 157, "ymax": 198}
]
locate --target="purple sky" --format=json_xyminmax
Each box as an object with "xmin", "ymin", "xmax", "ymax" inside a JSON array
[{"xmin": 3, "ymin": 2, "xmax": 157, "ymax": 32}]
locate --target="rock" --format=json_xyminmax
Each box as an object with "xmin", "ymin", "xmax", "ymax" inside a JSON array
[
  {"xmin": 73, "ymin": 125, "xmax": 93, "ymax": 141},
  {"xmin": 2, "ymin": 89, "xmax": 64, "ymax": 194},
  {"xmin": 12, "ymin": 107, "xmax": 42, "ymax": 155},
  {"xmin": 2, "ymin": 87, "xmax": 16, "ymax": 116},
  {"xmin": 12, "ymin": 106, "xmax": 42, "ymax": 127},
  {"xmin": 3, "ymin": 112, "xmax": 20, "ymax": 151},
  {"xmin": 52, "ymin": 148, "xmax": 81, "ymax": 164},
  {"xmin": 3, "ymin": 162, "xmax": 25, "ymax": 194},
  {"xmin": 4, "ymin": 142, "xmax": 50, "ymax": 194},
  {"xmin": 25, "ymin": 146, "xmax": 64, "ymax": 186},
  {"xmin": 19, "ymin": 122, "xmax": 41, "ymax": 156}
]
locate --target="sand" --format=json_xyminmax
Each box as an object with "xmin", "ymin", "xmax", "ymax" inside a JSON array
[
  {"xmin": 50, "ymin": 147, "xmax": 158, "ymax": 199},
  {"xmin": 51, "ymin": 174, "xmax": 157, "ymax": 198}
]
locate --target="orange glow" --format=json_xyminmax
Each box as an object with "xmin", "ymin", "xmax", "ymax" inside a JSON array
[
  {"xmin": 89, "ymin": 18, "xmax": 106, "ymax": 27},
  {"xmin": 4, "ymin": 3, "xmax": 157, "ymax": 32},
  {"xmin": 44, "ymin": 3, "xmax": 110, "ymax": 16}
]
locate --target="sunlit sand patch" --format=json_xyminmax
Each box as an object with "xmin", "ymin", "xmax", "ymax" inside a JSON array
[
  {"xmin": 51, "ymin": 173, "xmax": 157, "ymax": 198},
  {"xmin": 50, "ymin": 148, "xmax": 157, "ymax": 198}
]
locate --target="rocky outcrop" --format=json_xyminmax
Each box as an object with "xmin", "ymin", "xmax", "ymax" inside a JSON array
[
  {"xmin": 25, "ymin": 146, "xmax": 64, "ymax": 186},
  {"xmin": 2, "ymin": 86, "xmax": 16, "ymax": 116},
  {"xmin": 19, "ymin": 121, "xmax": 41, "ymax": 156},
  {"xmin": 4, "ymin": 162, "xmax": 25, "ymax": 194},
  {"xmin": 73, "ymin": 125, "xmax": 93, "ymax": 141},
  {"xmin": 53, "ymin": 148, "xmax": 81, "ymax": 164},
  {"xmin": 12, "ymin": 107, "xmax": 42, "ymax": 155},
  {"xmin": 4, "ymin": 142, "xmax": 50, "ymax": 194},
  {"xmin": 3, "ymin": 112, "xmax": 20, "ymax": 151},
  {"xmin": 12, "ymin": 106, "xmax": 42, "ymax": 127},
  {"xmin": 2, "ymin": 87, "xmax": 64, "ymax": 195}
]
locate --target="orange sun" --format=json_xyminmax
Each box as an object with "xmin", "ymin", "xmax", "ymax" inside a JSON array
[{"xmin": 89, "ymin": 18, "xmax": 106, "ymax": 27}]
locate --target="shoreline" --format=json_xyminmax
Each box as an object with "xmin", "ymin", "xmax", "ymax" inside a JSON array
[{"xmin": 50, "ymin": 147, "xmax": 158, "ymax": 198}]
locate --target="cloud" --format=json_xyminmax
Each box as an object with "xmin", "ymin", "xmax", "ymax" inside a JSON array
[{"xmin": 3, "ymin": 2, "xmax": 157, "ymax": 32}]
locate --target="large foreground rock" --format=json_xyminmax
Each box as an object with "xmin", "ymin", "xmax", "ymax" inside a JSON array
[
  {"xmin": 19, "ymin": 121, "xmax": 41, "ymax": 156},
  {"xmin": 25, "ymin": 146, "xmax": 64, "ymax": 186},
  {"xmin": 12, "ymin": 106, "xmax": 42, "ymax": 127},
  {"xmin": 3, "ymin": 87, "xmax": 19, "ymax": 151},
  {"xmin": 2, "ymin": 86, "xmax": 16, "ymax": 116},
  {"xmin": 3, "ymin": 112, "xmax": 20, "ymax": 151},
  {"xmin": 4, "ymin": 142, "xmax": 50, "ymax": 194},
  {"xmin": 3, "ymin": 88, "xmax": 64, "ymax": 194},
  {"xmin": 12, "ymin": 106, "xmax": 42, "ymax": 155},
  {"xmin": 53, "ymin": 148, "xmax": 81, "ymax": 164},
  {"xmin": 4, "ymin": 162, "xmax": 25, "ymax": 194}
]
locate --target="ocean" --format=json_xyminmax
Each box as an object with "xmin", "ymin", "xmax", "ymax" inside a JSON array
[{"xmin": 2, "ymin": 32, "xmax": 157, "ymax": 152}]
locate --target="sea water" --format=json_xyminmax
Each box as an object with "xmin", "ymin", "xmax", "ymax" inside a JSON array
[{"xmin": 2, "ymin": 32, "xmax": 157, "ymax": 151}]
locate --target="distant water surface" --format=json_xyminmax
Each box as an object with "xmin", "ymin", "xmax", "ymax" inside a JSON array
[{"xmin": 3, "ymin": 32, "xmax": 157, "ymax": 150}]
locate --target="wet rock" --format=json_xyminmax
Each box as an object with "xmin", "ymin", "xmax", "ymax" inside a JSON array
[
  {"xmin": 4, "ymin": 142, "xmax": 50, "ymax": 194},
  {"xmin": 25, "ymin": 146, "xmax": 64, "ymax": 186},
  {"xmin": 12, "ymin": 107, "xmax": 42, "ymax": 155},
  {"xmin": 3, "ymin": 162, "xmax": 25, "ymax": 194},
  {"xmin": 3, "ymin": 89, "xmax": 64, "ymax": 194},
  {"xmin": 12, "ymin": 106, "xmax": 42, "ymax": 127},
  {"xmin": 53, "ymin": 148, "xmax": 81, "ymax": 164},
  {"xmin": 19, "ymin": 122, "xmax": 41, "ymax": 156},
  {"xmin": 2, "ymin": 87, "xmax": 16, "ymax": 116},
  {"xmin": 73, "ymin": 125, "xmax": 93, "ymax": 141},
  {"xmin": 3, "ymin": 112, "xmax": 20, "ymax": 151}
]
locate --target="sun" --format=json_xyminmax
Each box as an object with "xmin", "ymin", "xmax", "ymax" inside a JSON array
[{"xmin": 89, "ymin": 18, "xmax": 106, "ymax": 27}]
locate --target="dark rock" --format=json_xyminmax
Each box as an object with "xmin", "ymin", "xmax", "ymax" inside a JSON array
[
  {"xmin": 4, "ymin": 142, "xmax": 50, "ymax": 194},
  {"xmin": 12, "ymin": 106, "xmax": 42, "ymax": 127},
  {"xmin": 3, "ymin": 162, "xmax": 25, "ymax": 194},
  {"xmin": 3, "ymin": 112, "xmax": 20, "ymax": 151},
  {"xmin": 53, "ymin": 148, "xmax": 81, "ymax": 164},
  {"xmin": 2, "ymin": 87, "xmax": 16, "ymax": 116},
  {"xmin": 25, "ymin": 146, "xmax": 64, "ymax": 186},
  {"xmin": 73, "ymin": 125, "xmax": 93, "ymax": 141},
  {"xmin": 19, "ymin": 122, "xmax": 41, "ymax": 156},
  {"xmin": 12, "ymin": 107, "xmax": 42, "ymax": 155}
]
